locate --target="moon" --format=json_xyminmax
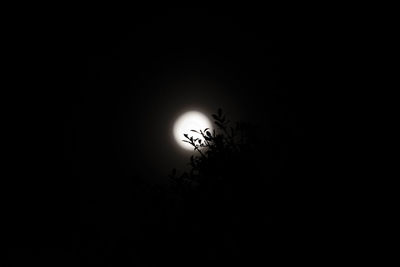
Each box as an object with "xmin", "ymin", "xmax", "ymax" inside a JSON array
[{"xmin": 173, "ymin": 111, "xmax": 212, "ymax": 151}]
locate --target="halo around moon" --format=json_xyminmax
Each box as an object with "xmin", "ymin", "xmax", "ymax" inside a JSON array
[{"xmin": 173, "ymin": 111, "xmax": 212, "ymax": 151}]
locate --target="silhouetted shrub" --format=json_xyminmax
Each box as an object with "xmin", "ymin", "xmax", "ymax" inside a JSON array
[
  {"xmin": 166, "ymin": 108, "xmax": 270, "ymax": 262},
  {"xmin": 169, "ymin": 108, "xmax": 267, "ymax": 213}
]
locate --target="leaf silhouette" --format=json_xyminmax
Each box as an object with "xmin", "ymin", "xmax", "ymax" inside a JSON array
[{"xmin": 169, "ymin": 107, "xmax": 263, "ymax": 227}]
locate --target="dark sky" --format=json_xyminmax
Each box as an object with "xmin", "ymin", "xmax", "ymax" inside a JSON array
[
  {"xmin": 64, "ymin": 8, "xmax": 284, "ymax": 181},
  {"xmin": 6, "ymin": 7, "xmax": 312, "ymax": 252},
  {"xmin": 3, "ymin": 7, "xmax": 349, "ymax": 265},
  {"xmin": 59, "ymin": 8, "xmax": 306, "ymax": 231}
]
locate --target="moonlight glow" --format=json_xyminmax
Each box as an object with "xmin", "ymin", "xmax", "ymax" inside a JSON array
[{"xmin": 173, "ymin": 111, "xmax": 212, "ymax": 151}]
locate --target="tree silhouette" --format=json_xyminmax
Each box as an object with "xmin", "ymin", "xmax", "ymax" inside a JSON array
[
  {"xmin": 168, "ymin": 109, "xmax": 269, "ymax": 262},
  {"xmin": 170, "ymin": 108, "xmax": 264, "ymax": 195}
]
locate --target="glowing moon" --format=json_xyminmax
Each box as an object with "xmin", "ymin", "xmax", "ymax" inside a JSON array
[{"xmin": 173, "ymin": 111, "xmax": 212, "ymax": 150}]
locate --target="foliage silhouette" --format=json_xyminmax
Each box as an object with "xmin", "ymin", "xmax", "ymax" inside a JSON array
[
  {"xmin": 170, "ymin": 108, "xmax": 265, "ymax": 194},
  {"xmin": 168, "ymin": 109, "xmax": 269, "ymax": 260}
]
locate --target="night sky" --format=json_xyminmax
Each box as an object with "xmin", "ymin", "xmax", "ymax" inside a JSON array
[
  {"xmin": 4, "ymin": 7, "xmax": 313, "ymax": 265},
  {"xmin": 68, "ymin": 9, "xmax": 279, "ymax": 178}
]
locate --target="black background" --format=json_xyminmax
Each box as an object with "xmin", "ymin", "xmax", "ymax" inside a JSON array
[{"xmin": 3, "ymin": 7, "xmax": 321, "ymax": 265}]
